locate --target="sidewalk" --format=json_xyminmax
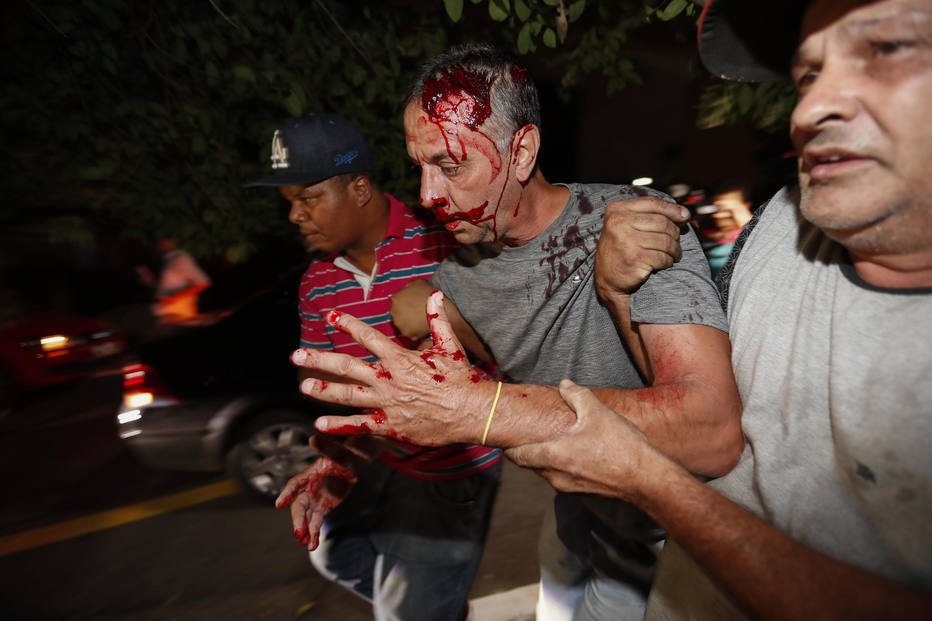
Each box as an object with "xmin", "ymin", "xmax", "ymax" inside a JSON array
[
  {"xmin": 467, "ymin": 458, "xmax": 552, "ymax": 620},
  {"xmin": 471, "ymin": 583, "xmax": 538, "ymax": 621}
]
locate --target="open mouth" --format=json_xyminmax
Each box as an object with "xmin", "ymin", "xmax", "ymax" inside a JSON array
[{"xmin": 804, "ymin": 149, "xmax": 873, "ymax": 181}]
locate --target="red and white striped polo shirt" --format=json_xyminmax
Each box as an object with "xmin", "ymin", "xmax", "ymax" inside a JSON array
[{"xmin": 298, "ymin": 194, "xmax": 500, "ymax": 480}]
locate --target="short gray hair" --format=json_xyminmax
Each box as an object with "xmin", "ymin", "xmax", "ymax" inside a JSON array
[{"xmin": 406, "ymin": 43, "xmax": 541, "ymax": 154}]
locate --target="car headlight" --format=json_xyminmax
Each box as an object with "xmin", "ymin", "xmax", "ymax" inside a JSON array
[{"xmin": 39, "ymin": 335, "xmax": 71, "ymax": 351}]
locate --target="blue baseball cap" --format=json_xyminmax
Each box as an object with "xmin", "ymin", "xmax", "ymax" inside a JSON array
[{"xmin": 244, "ymin": 113, "xmax": 372, "ymax": 187}]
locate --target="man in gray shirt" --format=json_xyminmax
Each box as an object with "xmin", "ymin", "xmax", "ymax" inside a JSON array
[
  {"xmin": 294, "ymin": 44, "xmax": 742, "ymax": 619},
  {"xmin": 507, "ymin": 0, "xmax": 932, "ymax": 618}
]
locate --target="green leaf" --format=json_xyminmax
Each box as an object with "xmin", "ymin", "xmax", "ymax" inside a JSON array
[
  {"xmin": 659, "ymin": 0, "xmax": 688, "ymax": 21},
  {"xmin": 514, "ymin": 0, "xmax": 531, "ymax": 21},
  {"xmin": 232, "ymin": 65, "xmax": 256, "ymax": 83},
  {"xmin": 442, "ymin": 0, "xmax": 463, "ymax": 22},
  {"xmin": 348, "ymin": 64, "xmax": 367, "ymax": 86},
  {"xmin": 542, "ymin": 27, "xmax": 557, "ymax": 48},
  {"xmin": 489, "ymin": 0, "xmax": 509, "ymax": 21},
  {"xmin": 77, "ymin": 163, "xmax": 118, "ymax": 181},
  {"xmin": 567, "ymin": 0, "xmax": 586, "ymax": 22},
  {"xmin": 517, "ymin": 22, "xmax": 534, "ymax": 54},
  {"xmin": 198, "ymin": 111, "xmax": 214, "ymax": 134},
  {"xmin": 283, "ymin": 92, "xmax": 303, "ymax": 116}
]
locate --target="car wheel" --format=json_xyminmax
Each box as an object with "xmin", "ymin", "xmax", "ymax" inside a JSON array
[{"xmin": 226, "ymin": 411, "xmax": 320, "ymax": 500}]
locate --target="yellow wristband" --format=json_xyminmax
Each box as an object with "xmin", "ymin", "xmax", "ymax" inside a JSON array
[{"xmin": 481, "ymin": 381, "xmax": 503, "ymax": 446}]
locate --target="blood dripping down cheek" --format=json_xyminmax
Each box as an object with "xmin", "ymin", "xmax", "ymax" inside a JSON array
[{"xmin": 415, "ymin": 131, "xmax": 518, "ymax": 243}]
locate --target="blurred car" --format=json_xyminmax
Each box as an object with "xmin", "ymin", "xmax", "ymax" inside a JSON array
[
  {"xmin": 0, "ymin": 313, "xmax": 127, "ymax": 395},
  {"xmin": 115, "ymin": 262, "xmax": 354, "ymax": 499}
]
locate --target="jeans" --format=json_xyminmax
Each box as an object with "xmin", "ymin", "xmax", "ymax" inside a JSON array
[
  {"xmin": 310, "ymin": 458, "xmax": 501, "ymax": 621},
  {"xmin": 537, "ymin": 493, "xmax": 665, "ymax": 621}
]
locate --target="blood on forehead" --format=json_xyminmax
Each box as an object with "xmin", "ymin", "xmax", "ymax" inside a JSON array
[
  {"xmin": 414, "ymin": 58, "xmax": 534, "ymax": 243},
  {"xmin": 422, "ymin": 65, "xmax": 495, "ymax": 131}
]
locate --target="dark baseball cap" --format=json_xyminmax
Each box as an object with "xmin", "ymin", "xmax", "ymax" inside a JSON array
[
  {"xmin": 244, "ymin": 113, "xmax": 372, "ymax": 188},
  {"xmin": 697, "ymin": 0, "xmax": 809, "ymax": 82}
]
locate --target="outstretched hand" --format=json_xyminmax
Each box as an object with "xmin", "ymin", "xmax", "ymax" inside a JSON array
[
  {"xmin": 596, "ymin": 197, "xmax": 690, "ymax": 296},
  {"xmin": 506, "ymin": 379, "xmax": 658, "ymax": 502},
  {"xmin": 274, "ymin": 434, "xmax": 377, "ymax": 551},
  {"xmin": 293, "ymin": 290, "xmax": 497, "ymax": 447}
]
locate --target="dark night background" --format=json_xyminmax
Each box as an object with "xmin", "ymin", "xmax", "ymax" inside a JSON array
[{"xmin": 0, "ymin": 0, "xmax": 795, "ymax": 325}]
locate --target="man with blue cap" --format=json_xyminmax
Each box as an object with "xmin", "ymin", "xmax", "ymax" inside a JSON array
[{"xmin": 246, "ymin": 113, "xmax": 501, "ymax": 621}]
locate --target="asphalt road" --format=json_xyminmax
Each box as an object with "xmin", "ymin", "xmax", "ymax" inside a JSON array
[{"xmin": 0, "ymin": 374, "xmax": 553, "ymax": 620}]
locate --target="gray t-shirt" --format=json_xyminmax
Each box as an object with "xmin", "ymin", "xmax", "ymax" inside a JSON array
[
  {"xmin": 431, "ymin": 182, "xmax": 726, "ymax": 389},
  {"xmin": 432, "ymin": 183, "xmax": 727, "ymax": 533},
  {"xmin": 646, "ymin": 186, "xmax": 932, "ymax": 619}
]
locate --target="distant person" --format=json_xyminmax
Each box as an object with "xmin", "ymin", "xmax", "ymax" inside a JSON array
[
  {"xmin": 243, "ymin": 112, "xmax": 501, "ymax": 621},
  {"xmin": 688, "ymin": 179, "xmax": 754, "ymax": 281},
  {"xmin": 146, "ymin": 238, "xmax": 211, "ymax": 324}
]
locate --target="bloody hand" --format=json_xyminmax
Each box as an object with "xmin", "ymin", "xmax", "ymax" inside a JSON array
[
  {"xmin": 292, "ymin": 290, "xmax": 497, "ymax": 447},
  {"xmin": 274, "ymin": 435, "xmax": 368, "ymax": 551}
]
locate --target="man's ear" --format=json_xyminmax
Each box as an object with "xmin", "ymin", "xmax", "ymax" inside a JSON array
[
  {"xmin": 350, "ymin": 175, "xmax": 373, "ymax": 207},
  {"xmin": 512, "ymin": 124, "xmax": 541, "ymax": 184}
]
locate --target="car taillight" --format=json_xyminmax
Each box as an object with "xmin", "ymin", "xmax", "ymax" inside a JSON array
[
  {"xmin": 121, "ymin": 363, "xmax": 177, "ymax": 407},
  {"xmin": 123, "ymin": 364, "xmax": 147, "ymax": 387}
]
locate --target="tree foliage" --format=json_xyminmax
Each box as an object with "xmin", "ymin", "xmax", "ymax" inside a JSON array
[
  {"xmin": 2, "ymin": 0, "xmax": 455, "ymax": 260},
  {"xmin": 444, "ymin": 0, "xmax": 701, "ymax": 94},
  {"xmin": 1, "ymin": 0, "xmax": 792, "ymax": 264},
  {"xmin": 452, "ymin": 0, "xmax": 795, "ymax": 125},
  {"xmin": 696, "ymin": 81, "xmax": 798, "ymax": 133}
]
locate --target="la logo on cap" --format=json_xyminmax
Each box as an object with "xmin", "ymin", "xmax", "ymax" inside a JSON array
[{"xmin": 270, "ymin": 130, "xmax": 290, "ymax": 169}]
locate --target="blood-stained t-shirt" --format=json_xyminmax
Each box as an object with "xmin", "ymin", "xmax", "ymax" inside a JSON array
[
  {"xmin": 298, "ymin": 193, "xmax": 501, "ymax": 480},
  {"xmin": 431, "ymin": 182, "xmax": 726, "ymax": 531},
  {"xmin": 431, "ymin": 182, "xmax": 727, "ymax": 389}
]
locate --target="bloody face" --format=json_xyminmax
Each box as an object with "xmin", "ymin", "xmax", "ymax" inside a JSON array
[
  {"xmin": 789, "ymin": 0, "xmax": 932, "ymax": 256},
  {"xmin": 404, "ymin": 71, "xmax": 526, "ymax": 245}
]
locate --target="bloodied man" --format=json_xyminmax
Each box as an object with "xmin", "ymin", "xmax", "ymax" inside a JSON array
[{"xmin": 292, "ymin": 44, "xmax": 743, "ymax": 620}]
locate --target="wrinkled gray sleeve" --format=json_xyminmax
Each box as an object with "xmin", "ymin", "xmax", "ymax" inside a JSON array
[{"xmin": 629, "ymin": 225, "xmax": 728, "ymax": 331}]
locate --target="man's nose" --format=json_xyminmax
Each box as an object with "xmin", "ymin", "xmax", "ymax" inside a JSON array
[
  {"xmin": 288, "ymin": 201, "xmax": 308, "ymax": 224},
  {"xmin": 790, "ymin": 62, "xmax": 861, "ymax": 146},
  {"xmin": 419, "ymin": 168, "xmax": 443, "ymax": 210}
]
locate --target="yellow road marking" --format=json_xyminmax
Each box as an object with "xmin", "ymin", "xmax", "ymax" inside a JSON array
[{"xmin": 0, "ymin": 479, "xmax": 242, "ymax": 557}]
